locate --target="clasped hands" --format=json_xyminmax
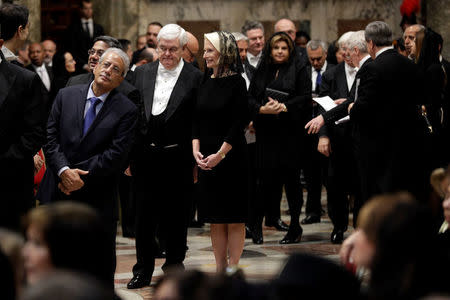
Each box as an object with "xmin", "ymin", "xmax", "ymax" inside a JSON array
[
  {"xmin": 58, "ymin": 168, "xmax": 89, "ymax": 195},
  {"xmin": 259, "ymin": 97, "xmax": 286, "ymax": 114},
  {"xmin": 194, "ymin": 151, "xmax": 222, "ymax": 171}
]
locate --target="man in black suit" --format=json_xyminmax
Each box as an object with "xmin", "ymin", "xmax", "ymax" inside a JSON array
[
  {"xmin": 66, "ymin": 0, "xmax": 105, "ymax": 74},
  {"xmin": 126, "ymin": 24, "xmax": 202, "ymax": 289},
  {"xmin": 299, "ymin": 39, "xmax": 334, "ymax": 225},
  {"xmin": 315, "ymin": 31, "xmax": 366, "ymax": 243},
  {"xmin": 40, "ymin": 48, "xmax": 137, "ymax": 288},
  {"xmin": 66, "ymin": 35, "xmax": 140, "ymax": 105},
  {"xmin": 348, "ymin": 21, "xmax": 425, "ymax": 202},
  {"xmin": 0, "ymin": 6, "xmax": 46, "ymax": 231}
]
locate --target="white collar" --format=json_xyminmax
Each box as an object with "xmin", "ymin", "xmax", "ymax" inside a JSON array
[
  {"xmin": 81, "ymin": 18, "xmax": 93, "ymax": 23},
  {"xmin": 33, "ymin": 63, "xmax": 46, "ymax": 71},
  {"xmin": 440, "ymin": 55, "xmax": 443, "ymax": 62},
  {"xmin": 158, "ymin": 59, "xmax": 184, "ymax": 76},
  {"xmin": 359, "ymin": 55, "xmax": 371, "ymax": 68},
  {"xmin": 87, "ymin": 81, "xmax": 110, "ymax": 102},
  {"xmin": 247, "ymin": 51, "xmax": 261, "ymax": 60},
  {"xmin": 1, "ymin": 46, "xmax": 18, "ymax": 61},
  {"xmin": 345, "ymin": 62, "xmax": 357, "ymax": 74},
  {"xmin": 375, "ymin": 46, "xmax": 393, "ymax": 58}
]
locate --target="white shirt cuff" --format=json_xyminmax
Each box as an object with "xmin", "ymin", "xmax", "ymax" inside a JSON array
[{"xmin": 58, "ymin": 166, "xmax": 69, "ymax": 177}]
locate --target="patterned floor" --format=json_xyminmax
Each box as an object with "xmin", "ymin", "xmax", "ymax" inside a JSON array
[{"xmin": 114, "ymin": 193, "xmax": 353, "ymax": 300}]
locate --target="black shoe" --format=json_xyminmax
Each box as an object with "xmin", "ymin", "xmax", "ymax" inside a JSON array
[
  {"xmin": 127, "ymin": 274, "xmax": 150, "ymax": 289},
  {"xmin": 301, "ymin": 215, "xmax": 321, "ymax": 225},
  {"xmin": 266, "ymin": 219, "xmax": 289, "ymax": 231},
  {"xmin": 245, "ymin": 226, "xmax": 252, "ymax": 239},
  {"xmin": 251, "ymin": 226, "xmax": 263, "ymax": 244},
  {"xmin": 331, "ymin": 229, "xmax": 344, "ymax": 244},
  {"xmin": 155, "ymin": 250, "xmax": 166, "ymax": 259},
  {"xmin": 280, "ymin": 226, "xmax": 303, "ymax": 244}
]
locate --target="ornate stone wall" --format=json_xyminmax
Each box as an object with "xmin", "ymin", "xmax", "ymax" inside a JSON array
[
  {"xmin": 427, "ymin": 0, "xmax": 450, "ymax": 58},
  {"xmin": 16, "ymin": 0, "xmax": 41, "ymax": 42}
]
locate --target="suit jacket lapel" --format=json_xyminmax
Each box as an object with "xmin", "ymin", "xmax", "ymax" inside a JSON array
[
  {"xmin": 165, "ymin": 64, "xmax": 188, "ymax": 121},
  {"xmin": 143, "ymin": 63, "xmax": 158, "ymax": 121},
  {"xmin": 337, "ymin": 63, "xmax": 350, "ymax": 97},
  {"xmin": 77, "ymin": 84, "xmax": 90, "ymax": 138},
  {"xmin": 0, "ymin": 59, "xmax": 16, "ymax": 108}
]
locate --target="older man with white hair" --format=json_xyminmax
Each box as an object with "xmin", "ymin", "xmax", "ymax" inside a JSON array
[{"xmin": 127, "ymin": 23, "xmax": 203, "ymax": 289}]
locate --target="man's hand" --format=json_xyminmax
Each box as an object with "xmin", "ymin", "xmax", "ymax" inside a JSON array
[
  {"xmin": 33, "ymin": 153, "xmax": 44, "ymax": 174},
  {"xmin": 348, "ymin": 103, "xmax": 354, "ymax": 113},
  {"xmin": 58, "ymin": 182, "xmax": 71, "ymax": 195},
  {"xmin": 60, "ymin": 168, "xmax": 89, "ymax": 192},
  {"xmin": 318, "ymin": 137, "xmax": 332, "ymax": 157},
  {"xmin": 247, "ymin": 121, "xmax": 255, "ymax": 134},
  {"xmin": 305, "ymin": 115, "xmax": 325, "ymax": 134},
  {"xmin": 334, "ymin": 98, "xmax": 347, "ymax": 105},
  {"xmin": 259, "ymin": 98, "xmax": 284, "ymax": 115}
]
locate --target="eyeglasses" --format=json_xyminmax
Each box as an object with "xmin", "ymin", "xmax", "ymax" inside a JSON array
[
  {"xmin": 99, "ymin": 61, "xmax": 122, "ymax": 75},
  {"xmin": 158, "ymin": 46, "xmax": 180, "ymax": 54},
  {"xmin": 88, "ymin": 48, "xmax": 105, "ymax": 57}
]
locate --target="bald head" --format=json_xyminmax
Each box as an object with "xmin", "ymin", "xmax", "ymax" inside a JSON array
[
  {"xmin": 41, "ymin": 39, "xmax": 56, "ymax": 64},
  {"xmin": 182, "ymin": 31, "xmax": 199, "ymax": 63},
  {"xmin": 29, "ymin": 42, "xmax": 44, "ymax": 66},
  {"xmin": 136, "ymin": 47, "xmax": 157, "ymax": 66},
  {"xmin": 403, "ymin": 24, "xmax": 425, "ymax": 57},
  {"xmin": 274, "ymin": 18, "xmax": 297, "ymax": 41}
]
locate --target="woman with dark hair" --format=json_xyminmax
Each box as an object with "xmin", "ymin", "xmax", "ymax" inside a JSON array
[
  {"xmin": 192, "ymin": 31, "xmax": 249, "ymax": 272},
  {"xmin": 50, "ymin": 51, "xmax": 76, "ymax": 102},
  {"xmin": 22, "ymin": 201, "xmax": 111, "ymax": 288},
  {"xmin": 415, "ymin": 28, "xmax": 448, "ymax": 169},
  {"xmin": 248, "ymin": 32, "xmax": 311, "ymax": 244}
]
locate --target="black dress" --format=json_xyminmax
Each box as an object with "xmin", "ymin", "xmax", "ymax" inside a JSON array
[{"xmin": 193, "ymin": 74, "xmax": 249, "ymax": 223}]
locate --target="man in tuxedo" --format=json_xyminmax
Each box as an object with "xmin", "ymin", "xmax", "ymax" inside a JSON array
[
  {"xmin": 403, "ymin": 24, "xmax": 425, "ymax": 60},
  {"xmin": 27, "ymin": 42, "xmax": 53, "ymax": 93},
  {"xmin": 348, "ymin": 21, "xmax": 425, "ymax": 201},
  {"xmin": 315, "ymin": 31, "xmax": 366, "ymax": 243},
  {"xmin": 41, "ymin": 39, "xmax": 56, "ymax": 67},
  {"xmin": 0, "ymin": 9, "xmax": 46, "ymax": 231},
  {"xmin": 40, "ymin": 48, "xmax": 137, "ymax": 289},
  {"xmin": 298, "ymin": 39, "xmax": 334, "ymax": 226},
  {"xmin": 242, "ymin": 21, "xmax": 265, "ymax": 68},
  {"xmin": 66, "ymin": 0, "xmax": 105, "ymax": 74},
  {"xmin": 66, "ymin": 35, "xmax": 140, "ymax": 105},
  {"xmin": 127, "ymin": 24, "xmax": 202, "ymax": 289}
]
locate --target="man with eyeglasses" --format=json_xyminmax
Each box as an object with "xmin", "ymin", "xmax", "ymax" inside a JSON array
[
  {"xmin": 66, "ymin": 35, "xmax": 140, "ymax": 105},
  {"xmin": 39, "ymin": 48, "xmax": 138, "ymax": 293},
  {"xmin": 126, "ymin": 23, "xmax": 202, "ymax": 289}
]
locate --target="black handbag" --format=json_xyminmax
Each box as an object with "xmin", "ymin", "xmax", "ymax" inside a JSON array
[{"xmin": 265, "ymin": 88, "xmax": 289, "ymax": 103}]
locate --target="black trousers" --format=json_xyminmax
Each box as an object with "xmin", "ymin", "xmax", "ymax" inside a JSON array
[
  {"xmin": 326, "ymin": 127, "xmax": 361, "ymax": 230},
  {"xmin": 132, "ymin": 146, "xmax": 192, "ymax": 279},
  {"xmin": 118, "ymin": 174, "xmax": 136, "ymax": 236},
  {"xmin": 303, "ymin": 134, "xmax": 326, "ymax": 218},
  {"xmin": 255, "ymin": 167, "xmax": 303, "ymax": 229}
]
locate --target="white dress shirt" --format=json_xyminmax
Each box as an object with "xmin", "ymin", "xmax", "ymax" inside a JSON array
[
  {"xmin": 58, "ymin": 82, "xmax": 109, "ymax": 176},
  {"xmin": 152, "ymin": 59, "xmax": 184, "ymax": 116},
  {"xmin": 247, "ymin": 51, "xmax": 262, "ymax": 68},
  {"xmin": 33, "ymin": 64, "xmax": 51, "ymax": 91},
  {"xmin": 311, "ymin": 61, "xmax": 327, "ymax": 92},
  {"xmin": 81, "ymin": 18, "xmax": 94, "ymax": 38},
  {"xmin": 375, "ymin": 46, "xmax": 394, "ymax": 58},
  {"xmin": 344, "ymin": 63, "xmax": 357, "ymax": 92},
  {"xmin": 1, "ymin": 46, "xmax": 18, "ymax": 61}
]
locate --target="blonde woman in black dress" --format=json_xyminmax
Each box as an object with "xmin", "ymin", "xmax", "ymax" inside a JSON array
[{"xmin": 192, "ymin": 31, "xmax": 249, "ymax": 272}]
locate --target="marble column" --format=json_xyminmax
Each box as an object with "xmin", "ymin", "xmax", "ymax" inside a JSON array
[{"xmin": 427, "ymin": 0, "xmax": 450, "ymax": 58}]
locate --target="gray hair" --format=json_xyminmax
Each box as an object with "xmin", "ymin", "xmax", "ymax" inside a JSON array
[
  {"xmin": 306, "ymin": 39, "xmax": 328, "ymax": 52},
  {"xmin": 241, "ymin": 20, "xmax": 264, "ymax": 35},
  {"xmin": 365, "ymin": 21, "xmax": 393, "ymax": 46},
  {"xmin": 347, "ymin": 30, "xmax": 368, "ymax": 53},
  {"xmin": 157, "ymin": 24, "xmax": 188, "ymax": 47},
  {"xmin": 93, "ymin": 35, "xmax": 122, "ymax": 50},
  {"xmin": 338, "ymin": 31, "xmax": 355, "ymax": 49},
  {"xmin": 99, "ymin": 48, "xmax": 130, "ymax": 77},
  {"xmin": 232, "ymin": 32, "xmax": 248, "ymax": 42}
]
